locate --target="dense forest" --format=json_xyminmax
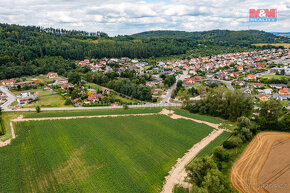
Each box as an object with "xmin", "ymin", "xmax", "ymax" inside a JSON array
[
  {"xmin": 0, "ymin": 23, "xmax": 288, "ymax": 79},
  {"xmin": 132, "ymin": 30, "xmax": 290, "ymax": 44}
]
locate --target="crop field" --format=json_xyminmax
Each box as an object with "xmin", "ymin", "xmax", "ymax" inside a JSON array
[
  {"xmin": 0, "ymin": 113, "xmax": 214, "ymax": 193},
  {"xmin": 230, "ymin": 132, "xmax": 290, "ymax": 193},
  {"xmin": 253, "ymin": 43, "xmax": 290, "ymax": 48},
  {"xmin": 194, "ymin": 131, "xmax": 232, "ymax": 159},
  {"xmin": 23, "ymin": 107, "xmax": 164, "ymax": 118}
]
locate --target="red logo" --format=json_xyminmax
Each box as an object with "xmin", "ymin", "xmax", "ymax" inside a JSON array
[{"xmin": 249, "ymin": 9, "xmax": 277, "ymax": 18}]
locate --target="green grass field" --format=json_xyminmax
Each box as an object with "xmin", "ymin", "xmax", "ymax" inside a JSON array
[
  {"xmin": 194, "ymin": 131, "xmax": 232, "ymax": 159},
  {"xmin": 0, "ymin": 114, "xmax": 213, "ymax": 193},
  {"xmin": 173, "ymin": 109, "xmax": 224, "ymax": 124},
  {"xmin": 261, "ymin": 74, "xmax": 289, "ymax": 80},
  {"xmin": 12, "ymin": 88, "xmax": 72, "ymax": 108}
]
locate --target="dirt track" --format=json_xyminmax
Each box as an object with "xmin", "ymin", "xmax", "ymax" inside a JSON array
[
  {"xmin": 230, "ymin": 132, "xmax": 290, "ymax": 193},
  {"xmin": 161, "ymin": 111, "xmax": 225, "ymax": 193}
]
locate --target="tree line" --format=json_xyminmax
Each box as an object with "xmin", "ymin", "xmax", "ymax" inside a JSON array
[
  {"xmin": 84, "ymin": 72, "xmax": 152, "ymax": 101},
  {"xmin": 0, "ymin": 108, "xmax": 5, "ymax": 135},
  {"xmin": 185, "ymin": 87, "xmax": 254, "ymax": 121}
]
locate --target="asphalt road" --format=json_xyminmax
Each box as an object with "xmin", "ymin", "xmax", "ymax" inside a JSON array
[
  {"xmin": 0, "ymin": 86, "xmax": 17, "ymax": 111},
  {"xmin": 3, "ymin": 103, "xmax": 182, "ymax": 112},
  {"xmin": 160, "ymin": 70, "xmax": 188, "ymax": 104}
]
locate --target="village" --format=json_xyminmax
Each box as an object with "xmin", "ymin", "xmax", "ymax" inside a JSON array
[{"xmin": 0, "ymin": 48, "xmax": 289, "ymax": 110}]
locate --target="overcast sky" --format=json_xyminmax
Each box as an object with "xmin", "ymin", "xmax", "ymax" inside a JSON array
[{"xmin": 0, "ymin": 0, "xmax": 289, "ymax": 36}]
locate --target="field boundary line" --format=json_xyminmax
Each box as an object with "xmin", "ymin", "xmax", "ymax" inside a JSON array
[{"xmin": 161, "ymin": 109, "xmax": 227, "ymax": 193}]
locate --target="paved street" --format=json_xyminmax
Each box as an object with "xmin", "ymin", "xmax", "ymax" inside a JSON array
[
  {"xmin": 0, "ymin": 86, "xmax": 17, "ymax": 111},
  {"xmin": 3, "ymin": 103, "xmax": 182, "ymax": 112},
  {"xmin": 160, "ymin": 70, "xmax": 188, "ymax": 104}
]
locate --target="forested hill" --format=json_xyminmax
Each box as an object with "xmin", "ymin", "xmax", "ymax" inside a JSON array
[
  {"xmin": 131, "ymin": 30, "xmax": 289, "ymax": 44},
  {"xmin": 0, "ymin": 23, "xmax": 288, "ymax": 79}
]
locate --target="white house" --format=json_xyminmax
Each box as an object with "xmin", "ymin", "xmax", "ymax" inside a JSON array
[
  {"xmin": 20, "ymin": 91, "xmax": 31, "ymax": 98},
  {"xmin": 263, "ymin": 89, "xmax": 273, "ymax": 95}
]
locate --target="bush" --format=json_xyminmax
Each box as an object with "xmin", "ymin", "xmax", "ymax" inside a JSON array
[
  {"xmin": 213, "ymin": 146, "xmax": 229, "ymax": 162},
  {"xmin": 223, "ymin": 136, "xmax": 243, "ymax": 149},
  {"xmin": 36, "ymin": 106, "xmax": 41, "ymax": 113},
  {"xmin": 64, "ymin": 98, "xmax": 72, "ymax": 105},
  {"xmin": 0, "ymin": 117, "xmax": 6, "ymax": 135}
]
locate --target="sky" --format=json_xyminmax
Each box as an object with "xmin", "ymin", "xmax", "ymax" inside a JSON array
[{"xmin": 0, "ymin": 0, "xmax": 289, "ymax": 36}]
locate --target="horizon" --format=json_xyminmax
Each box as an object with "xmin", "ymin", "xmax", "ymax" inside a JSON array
[
  {"xmin": 0, "ymin": 0, "xmax": 289, "ymax": 36},
  {"xmin": 1, "ymin": 22, "xmax": 289, "ymax": 37}
]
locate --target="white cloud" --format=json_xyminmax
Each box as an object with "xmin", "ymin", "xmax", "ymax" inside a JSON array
[{"xmin": 0, "ymin": 0, "xmax": 289, "ymax": 35}]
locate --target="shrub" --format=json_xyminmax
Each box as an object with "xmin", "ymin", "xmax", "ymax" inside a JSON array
[
  {"xmin": 64, "ymin": 98, "xmax": 72, "ymax": 105},
  {"xmin": 223, "ymin": 136, "xmax": 243, "ymax": 149},
  {"xmin": 36, "ymin": 106, "xmax": 41, "ymax": 113}
]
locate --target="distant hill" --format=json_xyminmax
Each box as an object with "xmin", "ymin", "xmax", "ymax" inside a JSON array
[
  {"xmin": 271, "ymin": 32, "xmax": 290, "ymax": 38},
  {"xmin": 131, "ymin": 30, "xmax": 289, "ymax": 44}
]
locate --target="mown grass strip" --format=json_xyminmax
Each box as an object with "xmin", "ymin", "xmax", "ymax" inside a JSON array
[
  {"xmin": 173, "ymin": 109, "xmax": 224, "ymax": 124},
  {"xmin": 195, "ymin": 131, "xmax": 232, "ymax": 159}
]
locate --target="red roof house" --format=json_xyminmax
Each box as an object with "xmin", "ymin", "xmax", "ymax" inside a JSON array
[{"xmin": 47, "ymin": 72, "xmax": 58, "ymax": 79}]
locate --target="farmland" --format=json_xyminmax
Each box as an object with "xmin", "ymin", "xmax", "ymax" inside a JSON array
[
  {"xmin": 253, "ymin": 43, "xmax": 290, "ymax": 48},
  {"xmin": 23, "ymin": 107, "xmax": 164, "ymax": 118},
  {"xmin": 0, "ymin": 112, "xmax": 214, "ymax": 193},
  {"xmin": 230, "ymin": 132, "xmax": 290, "ymax": 193},
  {"xmin": 194, "ymin": 131, "xmax": 232, "ymax": 159}
]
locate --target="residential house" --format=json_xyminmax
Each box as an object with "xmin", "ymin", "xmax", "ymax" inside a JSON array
[
  {"xmin": 17, "ymin": 96, "xmax": 34, "ymax": 105},
  {"xmin": 194, "ymin": 76, "xmax": 203, "ymax": 82},
  {"xmin": 20, "ymin": 91, "xmax": 31, "ymax": 98},
  {"xmin": 263, "ymin": 89, "xmax": 273, "ymax": 95},
  {"xmin": 233, "ymin": 81, "xmax": 245, "ymax": 86},
  {"xmin": 152, "ymin": 68, "xmax": 163, "ymax": 73},
  {"xmin": 240, "ymin": 87, "xmax": 252, "ymax": 94},
  {"xmin": 237, "ymin": 66, "xmax": 243, "ymax": 71},
  {"xmin": 0, "ymin": 96, "xmax": 7, "ymax": 103},
  {"xmin": 61, "ymin": 83, "xmax": 74, "ymax": 90},
  {"xmin": 184, "ymin": 78, "xmax": 195, "ymax": 86},
  {"xmin": 272, "ymin": 93, "xmax": 288, "ymax": 101},
  {"xmin": 257, "ymin": 94, "xmax": 269, "ymax": 101},
  {"xmin": 47, "ymin": 72, "xmax": 58, "ymax": 79},
  {"xmin": 1, "ymin": 79, "xmax": 16, "ymax": 86},
  {"xmin": 102, "ymin": 88, "xmax": 110, "ymax": 95},
  {"xmin": 252, "ymin": 83, "xmax": 264, "ymax": 88},
  {"xmin": 246, "ymin": 74, "xmax": 257, "ymax": 80},
  {"xmin": 279, "ymin": 88, "xmax": 290, "ymax": 95},
  {"xmin": 53, "ymin": 79, "xmax": 68, "ymax": 85},
  {"xmin": 230, "ymin": 71, "xmax": 240, "ymax": 77},
  {"xmin": 31, "ymin": 78, "xmax": 39, "ymax": 84},
  {"xmin": 87, "ymin": 94, "xmax": 99, "ymax": 102},
  {"xmin": 269, "ymin": 84, "xmax": 287, "ymax": 89}
]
